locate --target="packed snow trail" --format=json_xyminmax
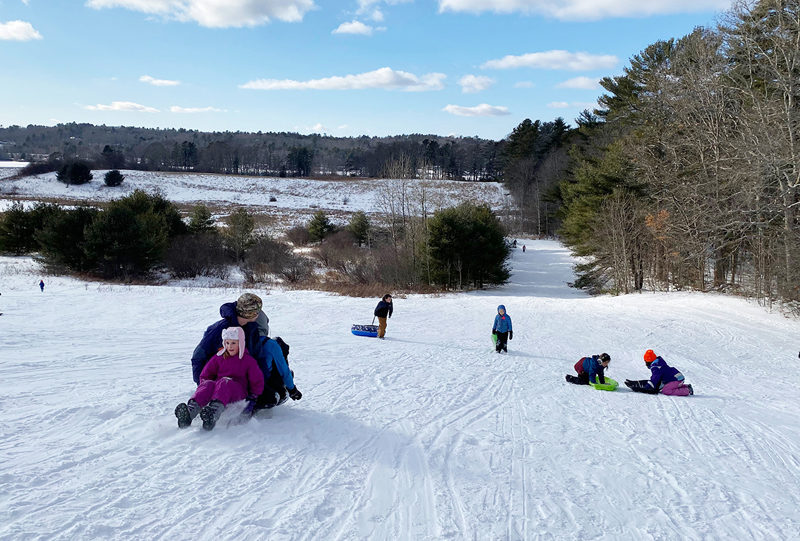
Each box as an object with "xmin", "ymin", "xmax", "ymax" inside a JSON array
[{"xmin": 1, "ymin": 240, "xmax": 799, "ymax": 540}]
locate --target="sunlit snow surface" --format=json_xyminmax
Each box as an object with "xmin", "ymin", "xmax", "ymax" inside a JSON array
[{"xmin": 1, "ymin": 241, "xmax": 798, "ymax": 540}]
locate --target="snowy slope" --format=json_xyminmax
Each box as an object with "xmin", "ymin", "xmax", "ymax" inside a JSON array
[{"xmin": 1, "ymin": 241, "xmax": 799, "ymax": 540}]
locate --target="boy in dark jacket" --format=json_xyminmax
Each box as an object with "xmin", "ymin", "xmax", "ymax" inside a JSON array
[
  {"xmin": 625, "ymin": 349, "xmax": 693, "ymax": 396},
  {"xmin": 374, "ymin": 294, "xmax": 393, "ymax": 339},
  {"xmin": 566, "ymin": 353, "xmax": 611, "ymax": 385}
]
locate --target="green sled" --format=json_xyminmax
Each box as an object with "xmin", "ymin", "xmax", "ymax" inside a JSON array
[
  {"xmin": 491, "ymin": 333, "xmax": 498, "ymax": 346},
  {"xmin": 590, "ymin": 377, "xmax": 619, "ymax": 391}
]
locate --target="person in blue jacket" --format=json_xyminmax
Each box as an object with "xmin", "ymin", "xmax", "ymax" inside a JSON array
[
  {"xmin": 191, "ymin": 293, "xmax": 302, "ymax": 412},
  {"xmin": 566, "ymin": 354, "xmax": 611, "ymax": 385},
  {"xmin": 492, "ymin": 305, "xmax": 513, "ymax": 353}
]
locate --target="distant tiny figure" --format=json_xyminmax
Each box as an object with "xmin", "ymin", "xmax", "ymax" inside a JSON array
[
  {"xmin": 522, "ymin": 245, "xmax": 526, "ymax": 253},
  {"xmin": 512, "ymin": 239, "xmax": 517, "ymax": 247},
  {"xmin": 39, "ymin": 279, "xmax": 45, "ymax": 292}
]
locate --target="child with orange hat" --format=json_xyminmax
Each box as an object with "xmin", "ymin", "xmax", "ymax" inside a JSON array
[{"xmin": 625, "ymin": 349, "xmax": 693, "ymax": 396}]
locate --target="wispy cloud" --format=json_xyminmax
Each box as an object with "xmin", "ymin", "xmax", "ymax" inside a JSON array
[
  {"xmin": 514, "ymin": 81, "xmax": 535, "ymax": 88},
  {"xmin": 556, "ymin": 76, "xmax": 600, "ymax": 89},
  {"xmin": 443, "ymin": 103, "xmax": 510, "ymax": 117},
  {"xmin": 332, "ymin": 20, "xmax": 383, "ymax": 35},
  {"xmin": 241, "ymin": 67, "xmax": 446, "ymax": 91},
  {"xmin": 458, "ymin": 74, "xmax": 494, "ymax": 93},
  {"xmin": 140, "ymin": 75, "xmax": 181, "ymax": 87},
  {"xmin": 170, "ymin": 106, "xmax": 225, "ymax": 113},
  {"xmin": 86, "ymin": 0, "xmax": 316, "ymax": 28},
  {"xmin": 482, "ymin": 50, "xmax": 617, "ymax": 70},
  {"xmin": 0, "ymin": 20, "xmax": 42, "ymax": 41},
  {"xmin": 547, "ymin": 100, "xmax": 598, "ymax": 109},
  {"xmin": 437, "ymin": 0, "xmax": 730, "ymax": 21},
  {"xmin": 85, "ymin": 101, "xmax": 159, "ymax": 113}
]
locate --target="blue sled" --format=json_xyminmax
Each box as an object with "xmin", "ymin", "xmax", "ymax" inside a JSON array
[{"xmin": 352, "ymin": 324, "xmax": 379, "ymax": 338}]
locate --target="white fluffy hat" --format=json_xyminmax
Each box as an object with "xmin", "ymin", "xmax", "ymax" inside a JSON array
[{"xmin": 218, "ymin": 326, "xmax": 245, "ymax": 359}]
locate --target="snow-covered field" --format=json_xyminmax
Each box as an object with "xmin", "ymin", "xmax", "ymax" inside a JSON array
[
  {"xmin": 0, "ymin": 168, "xmax": 507, "ymax": 222},
  {"xmin": 1, "ymin": 241, "xmax": 798, "ymax": 540}
]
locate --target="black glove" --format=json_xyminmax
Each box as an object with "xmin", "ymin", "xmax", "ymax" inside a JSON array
[
  {"xmin": 492, "ymin": 330, "xmax": 497, "ymax": 336},
  {"xmin": 509, "ymin": 331, "xmax": 513, "ymax": 340},
  {"xmin": 288, "ymin": 387, "xmax": 302, "ymax": 400}
]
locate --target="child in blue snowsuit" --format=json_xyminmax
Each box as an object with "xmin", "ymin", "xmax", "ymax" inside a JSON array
[{"xmin": 492, "ymin": 305, "xmax": 513, "ymax": 353}]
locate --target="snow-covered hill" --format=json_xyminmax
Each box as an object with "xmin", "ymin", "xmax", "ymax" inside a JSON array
[
  {"xmin": 1, "ymin": 240, "xmax": 798, "ymax": 540},
  {"xmin": 0, "ymin": 168, "xmax": 507, "ymax": 223}
]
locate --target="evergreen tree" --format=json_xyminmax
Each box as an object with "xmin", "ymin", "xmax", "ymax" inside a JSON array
[
  {"xmin": 308, "ymin": 210, "xmax": 334, "ymax": 242},
  {"xmin": 224, "ymin": 208, "xmax": 255, "ymax": 261},
  {"xmin": 427, "ymin": 202, "xmax": 510, "ymax": 289},
  {"xmin": 347, "ymin": 211, "xmax": 371, "ymax": 246},
  {"xmin": 56, "ymin": 160, "xmax": 93, "ymax": 185},
  {"xmin": 104, "ymin": 169, "xmax": 124, "ymax": 187},
  {"xmin": 188, "ymin": 204, "xmax": 215, "ymax": 234}
]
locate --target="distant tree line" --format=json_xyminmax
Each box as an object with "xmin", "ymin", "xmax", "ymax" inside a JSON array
[
  {"xmin": 0, "ymin": 124, "xmax": 505, "ymax": 181},
  {"xmin": 556, "ymin": 0, "xmax": 800, "ymax": 308}
]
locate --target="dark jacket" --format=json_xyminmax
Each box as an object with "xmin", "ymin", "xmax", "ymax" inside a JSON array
[
  {"xmin": 374, "ymin": 300, "xmax": 393, "ymax": 318},
  {"xmin": 190, "ymin": 302, "xmax": 264, "ymax": 384},
  {"xmin": 581, "ymin": 355, "xmax": 606, "ymax": 384}
]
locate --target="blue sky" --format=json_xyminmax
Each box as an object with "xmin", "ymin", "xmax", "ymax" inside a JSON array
[{"xmin": 1, "ymin": 0, "xmax": 731, "ymax": 140}]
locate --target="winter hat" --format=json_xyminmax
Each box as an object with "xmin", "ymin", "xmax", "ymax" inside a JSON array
[
  {"xmin": 497, "ymin": 304, "xmax": 506, "ymax": 313},
  {"xmin": 644, "ymin": 349, "xmax": 657, "ymax": 364},
  {"xmin": 599, "ymin": 353, "xmax": 611, "ymax": 363},
  {"xmin": 236, "ymin": 293, "xmax": 262, "ymax": 319},
  {"xmin": 219, "ymin": 326, "xmax": 245, "ymax": 359}
]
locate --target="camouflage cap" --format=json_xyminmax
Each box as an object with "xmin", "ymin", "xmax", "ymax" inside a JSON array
[{"xmin": 236, "ymin": 293, "xmax": 262, "ymax": 319}]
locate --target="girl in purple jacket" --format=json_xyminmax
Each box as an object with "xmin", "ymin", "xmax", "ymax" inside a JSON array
[
  {"xmin": 624, "ymin": 349, "xmax": 693, "ymax": 396},
  {"xmin": 175, "ymin": 327, "xmax": 265, "ymax": 430}
]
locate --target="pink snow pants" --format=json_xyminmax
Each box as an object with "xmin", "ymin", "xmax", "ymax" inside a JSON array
[
  {"xmin": 661, "ymin": 380, "xmax": 691, "ymax": 396},
  {"xmin": 192, "ymin": 377, "xmax": 247, "ymax": 406}
]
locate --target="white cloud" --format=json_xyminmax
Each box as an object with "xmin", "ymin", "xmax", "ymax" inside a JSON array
[
  {"xmin": 240, "ymin": 67, "xmax": 446, "ymax": 91},
  {"xmin": 140, "ymin": 75, "xmax": 181, "ymax": 87},
  {"xmin": 459, "ymin": 74, "xmax": 494, "ymax": 93},
  {"xmin": 369, "ymin": 8, "xmax": 384, "ymax": 22},
  {"xmin": 332, "ymin": 20, "xmax": 374, "ymax": 35},
  {"xmin": 547, "ymin": 100, "xmax": 598, "ymax": 109},
  {"xmin": 482, "ymin": 50, "xmax": 617, "ymax": 71},
  {"xmin": 437, "ymin": 0, "xmax": 730, "ymax": 21},
  {"xmin": 0, "ymin": 20, "xmax": 42, "ymax": 41},
  {"xmin": 337, "ymin": 124, "xmax": 349, "ymax": 130},
  {"xmin": 86, "ymin": 0, "xmax": 316, "ymax": 28},
  {"xmin": 85, "ymin": 101, "xmax": 159, "ymax": 113},
  {"xmin": 311, "ymin": 123, "xmax": 326, "ymax": 133},
  {"xmin": 443, "ymin": 103, "xmax": 510, "ymax": 117},
  {"xmin": 556, "ymin": 76, "xmax": 600, "ymax": 89},
  {"xmin": 514, "ymin": 81, "xmax": 534, "ymax": 88},
  {"xmin": 170, "ymin": 105, "xmax": 225, "ymax": 113}
]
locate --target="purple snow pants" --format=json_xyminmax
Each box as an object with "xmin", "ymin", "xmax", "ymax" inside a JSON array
[
  {"xmin": 661, "ymin": 380, "xmax": 691, "ymax": 396},
  {"xmin": 191, "ymin": 377, "xmax": 247, "ymax": 406}
]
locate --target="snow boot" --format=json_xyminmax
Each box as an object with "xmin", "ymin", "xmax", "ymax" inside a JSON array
[
  {"xmin": 175, "ymin": 399, "xmax": 201, "ymax": 429},
  {"xmin": 200, "ymin": 400, "xmax": 225, "ymax": 431},
  {"xmin": 687, "ymin": 384, "xmax": 694, "ymax": 395}
]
